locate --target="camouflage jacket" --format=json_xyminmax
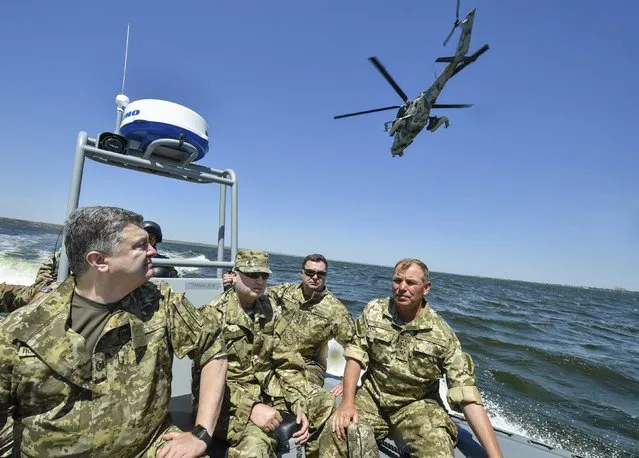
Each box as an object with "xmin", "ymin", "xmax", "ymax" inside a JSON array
[
  {"xmin": 194, "ymin": 288, "xmax": 310, "ymax": 429},
  {"xmin": 344, "ymin": 298, "xmax": 483, "ymax": 412},
  {"xmin": 0, "ymin": 276, "xmax": 225, "ymax": 457},
  {"xmin": 0, "ymin": 282, "xmax": 45, "ymax": 315},
  {"xmin": 267, "ymin": 283, "xmax": 355, "ymax": 386}
]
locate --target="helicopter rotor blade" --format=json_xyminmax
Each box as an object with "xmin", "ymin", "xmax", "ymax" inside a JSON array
[
  {"xmin": 443, "ymin": 26, "xmax": 457, "ymax": 46},
  {"xmin": 333, "ymin": 105, "xmax": 402, "ymax": 120},
  {"xmin": 431, "ymin": 103, "xmax": 473, "ymax": 108},
  {"xmin": 443, "ymin": 0, "xmax": 461, "ymax": 46},
  {"xmin": 368, "ymin": 57, "xmax": 409, "ymax": 103}
]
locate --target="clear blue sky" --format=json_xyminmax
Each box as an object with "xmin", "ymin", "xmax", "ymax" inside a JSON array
[{"xmin": 1, "ymin": 0, "xmax": 637, "ymax": 291}]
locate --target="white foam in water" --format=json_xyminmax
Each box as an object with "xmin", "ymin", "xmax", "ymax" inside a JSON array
[
  {"xmin": 0, "ymin": 254, "xmax": 40, "ymax": 285},
  {"xmin": 158, "ymin": 251, "xmax": 211, "ymax": 276},
  {"xmin": 0, "ymin": 232, "xmax": 56, "ymax": 285}
]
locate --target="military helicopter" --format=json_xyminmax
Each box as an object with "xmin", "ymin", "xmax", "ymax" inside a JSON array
[{"xmin": 334, "ymin": 7, "xmax": 489, "ymax": 157}]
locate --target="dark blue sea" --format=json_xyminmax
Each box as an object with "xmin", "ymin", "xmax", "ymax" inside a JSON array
[{"xmin": 1, "ymin": 218, "xmax": 637, "ymax": 457}]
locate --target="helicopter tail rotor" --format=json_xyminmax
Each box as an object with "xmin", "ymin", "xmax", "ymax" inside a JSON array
[{"xmin": 443, "ymin": 0, "xmax": 462, "ymax": 46}]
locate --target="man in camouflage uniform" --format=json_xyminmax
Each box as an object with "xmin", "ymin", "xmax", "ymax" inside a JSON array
[
  {"xmin": 268, "ymin": 254, "xmax": 355, "ymax": 391},
  {"xmin": 0, "ymin": 279, "xmax": 56, "ymax": 457},
  {"xmin": 0, "ymin": 282, "xmax": 47, "ymax": 315},
  {"xmin": 33, "ymin": 249, "xmax": 61, "ymax": 284},
  {"xmin": 319, "ymin": 258, "xmax": 503, "ymax": 458},
  {"xmin": 193, "ymin": 249, "xmax": 334, "ymax": 457},
  {"xmin": 0, "ymin": 249, "xmax": 62, "ymax": 317},
  {"xmin": 0, "ymin": 206, "xmax": 228, "ymax": 457}
]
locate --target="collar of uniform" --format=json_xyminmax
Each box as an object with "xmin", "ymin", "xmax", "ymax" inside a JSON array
[
  {"xmin": 105, "ymin": 282, "xmax": 162, "ymax": 349},
  {"xmin": 12, "ymin": 276, "xmax": 93, "ymax": 390},
  {"xmin": 297, "ymin": 283, "xmax": 327, "ymax": 307},
  {"xmin": 224, "ymin": 289, "xmax": 267, "ymax": 330},
  {"xmin": 253, "ymin": 294, "xmax": 274, "ymax": 318},
  {"xmin": 223, "ymin": 289, "xmax": 249, "ymax": 327},
  {"xmin": 386, "ymin": 298, "xmax": 434, "ymax": 330}
]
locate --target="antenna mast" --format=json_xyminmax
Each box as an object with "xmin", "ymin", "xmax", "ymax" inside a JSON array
[{"xmin": 115, "ymin": 23, "xmax": 131, "ymax": 134}]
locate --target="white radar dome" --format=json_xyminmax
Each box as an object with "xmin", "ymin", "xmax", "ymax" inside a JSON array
[{"xmin": 119, "ymin": 99, "xmax": 209, "ymax": 161}]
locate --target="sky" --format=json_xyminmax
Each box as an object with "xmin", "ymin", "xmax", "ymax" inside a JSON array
[{"xmin": 0, "ymin": 0, "xmax": 637, "ymax": 291}]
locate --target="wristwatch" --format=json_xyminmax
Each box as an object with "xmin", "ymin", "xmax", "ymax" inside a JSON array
[{"xmin": 191, "ymin": 424, "xmax": 213, "ymax": 448}]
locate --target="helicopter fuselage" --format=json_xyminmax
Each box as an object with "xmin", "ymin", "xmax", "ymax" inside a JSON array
[
  {"xmin": 389, "ymin": 61, "xmax": 458, "ymax": 157},
  {"xmin": 333, "ymin": 8, "xmax": 487, "ymax": 158}
]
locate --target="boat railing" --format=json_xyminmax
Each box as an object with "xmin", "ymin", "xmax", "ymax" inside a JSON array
[{"xmin": 56, "ymin": 130, "xmax": 238, "ymax": 282}]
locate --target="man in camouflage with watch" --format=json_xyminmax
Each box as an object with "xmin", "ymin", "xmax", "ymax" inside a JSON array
[
  {"xmin": 319, "ymin": 258, "xmax": 503, "ymax": 458},
  {"xmin": 193, "ymin": 249, "xmax": 335, "ymax": 457},
  {"xmin": 0, "ymin": 206, "xmax": 228, "ymax": 457}
]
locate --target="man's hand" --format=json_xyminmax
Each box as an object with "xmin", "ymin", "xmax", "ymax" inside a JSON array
[
  {"xmin": 222, "ymin": 272, "xmax": 235, "ymax": 291},
  {"xmin": 35, "ymin": 271, "xmax": 53, "ymax": 283},
  {"xmin": 249, "ymin": 403, "xmax": 283, "ymax": 433},
  {"xmin": 292, "ymin": 411, "xmax": 310, "ymax": 445},
  {"xmin": 156, "ymin": 431, "xmax": 207, "ymax": 458},
  {"xmin": 332, "ymin": 403, "xmax": 359, "ymax": 440},
  {"xmin": 330, "ymin": 381, "xmax": 344, "ymax": 397}
]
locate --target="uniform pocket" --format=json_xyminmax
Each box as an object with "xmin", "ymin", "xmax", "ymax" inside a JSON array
[
  {"xmin": 409, "ymin": 338, "xmax": 444, "ymax": 379},
  {"xmin": 13, "ymin": 351, "xmax": 71, "ymax": 411},
  {"xmin": 367, "ymin": 325, "xmax": 395, "ymax": 364}
]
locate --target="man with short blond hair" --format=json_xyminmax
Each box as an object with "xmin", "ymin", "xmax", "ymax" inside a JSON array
[{"xmin": 320, "ymin": 258, "xmax": 503, "ymax": 458}]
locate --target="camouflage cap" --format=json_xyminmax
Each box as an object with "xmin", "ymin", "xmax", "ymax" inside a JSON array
[{"xmin": 234, "ymin": 249, "xmax": 273, "ymax": 274}]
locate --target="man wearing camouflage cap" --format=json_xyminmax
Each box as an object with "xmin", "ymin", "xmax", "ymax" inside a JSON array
[
  {"xmin": 193, "ymin": 249, "xmax": 334, "ymax": 457},
  {"xmin": 0, "ymin": 206, "xmax": 228, "ymax": 457},
  {"xmin": 319, "ymin": 258, "xmax": 503, "ymax": 458}
]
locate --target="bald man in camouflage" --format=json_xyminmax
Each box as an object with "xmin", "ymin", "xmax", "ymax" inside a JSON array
[{"xmin": 319, "ymin": 258, "xmax": 503, "ymax": 458}]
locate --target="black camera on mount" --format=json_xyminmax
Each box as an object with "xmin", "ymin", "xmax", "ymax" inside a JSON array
[{"xmin": 98, "ymin": 132, "xmax": 129, "ymax": 155}]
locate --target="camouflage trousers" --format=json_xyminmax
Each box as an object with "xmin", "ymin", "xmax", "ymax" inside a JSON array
[
  {"xmin": 219, "ymin": 387, "xmax": 335, "ymax": 458},
  {"xmin": 318, "ymin": 382, "xmax": 457, "ymax": 458},
  {"xmin": 1, "ymin": 421, "xmax": 201, "ymax": 458}
]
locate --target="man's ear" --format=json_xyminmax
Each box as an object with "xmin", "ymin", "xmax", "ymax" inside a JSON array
[
  {"xmin": 423, "ymin": 281, "xmax": 432, "ymax": 296},
  {"xmin": 85, "ymin": 251, "xmax": 109, "ymax": 272}
]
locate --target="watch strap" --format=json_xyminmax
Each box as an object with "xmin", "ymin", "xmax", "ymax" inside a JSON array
[{"xmin": 191, "ymin": 424, "xmax": 213, "ymax": 448}]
